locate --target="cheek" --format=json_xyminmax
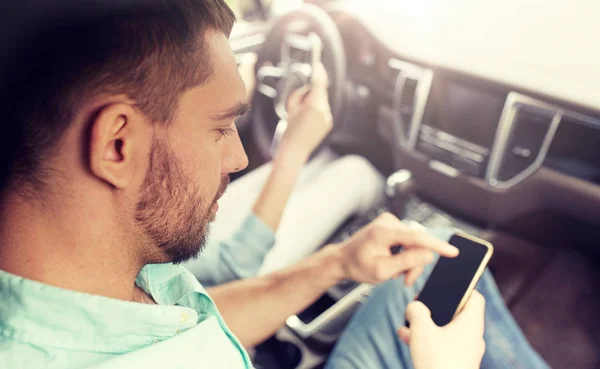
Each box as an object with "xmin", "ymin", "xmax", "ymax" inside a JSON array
[
  {"xmin": 168, "ymin": 119, "xmax": 223, "ymax": 197},
  {"xmin": 194, "ymin": 149, "xmax": 222, "ymax": 195},
  {"xmin": 178, "ymin": 137, "xmax": 223, "ymax": 197}
]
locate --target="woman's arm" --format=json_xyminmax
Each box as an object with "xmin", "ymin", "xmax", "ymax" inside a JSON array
[{"xmin": 252, "ymin": 62, "xmax": 332, "ymax": 230}]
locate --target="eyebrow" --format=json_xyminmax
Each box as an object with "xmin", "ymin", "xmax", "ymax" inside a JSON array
[{"xmin": 210, "ymin": 102, "xmax": 252, "ymax": 121}]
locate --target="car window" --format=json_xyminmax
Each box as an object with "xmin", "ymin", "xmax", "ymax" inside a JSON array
[
  {"xmin": 227, "ymin": 0, "xmax": 305, "ymax": 21},
  {"xmin": 226, "ymin": 0, "xmax": 265, "ymax": 21}
]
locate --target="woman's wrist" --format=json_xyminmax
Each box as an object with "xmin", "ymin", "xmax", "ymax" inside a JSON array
[{"xmin": 273, "ymin": 138, "xmax": 310, "ymax": 169}]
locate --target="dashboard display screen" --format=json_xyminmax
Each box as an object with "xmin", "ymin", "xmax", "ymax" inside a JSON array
[
  {"xmin": 422, "ymin": 79, "xmax": 506, "ymax": 148},
  {"xmin": 545, "ymin": 119, "xmax": 600, "ymax": 185}
]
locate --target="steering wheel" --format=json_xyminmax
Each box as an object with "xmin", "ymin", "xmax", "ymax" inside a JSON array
[{"xmin": 251, "ymin": 4, "xmax": 347, "ymax": 161}]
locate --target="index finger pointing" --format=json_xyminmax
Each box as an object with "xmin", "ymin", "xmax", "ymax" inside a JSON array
[
  {"xmin": 460, "ymin": 290, "xmax": 486, "ymax": 318},
  {"xmin": 394, "ymin": 229, "xmax": 459, "ymax": 257}
]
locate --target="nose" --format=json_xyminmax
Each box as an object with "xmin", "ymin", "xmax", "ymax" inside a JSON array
[{"xmin": 221, "ymin": 126, "xmax": 249, "ymax": 174}]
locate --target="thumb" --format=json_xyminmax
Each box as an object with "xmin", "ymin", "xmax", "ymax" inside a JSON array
[
  {"xmin": 452, "ymin": 290, "xmax": 486, "ymax": 335},
  {"xmin": 406, "ymin": 301, "xmax": 435, "ymax": 330}
]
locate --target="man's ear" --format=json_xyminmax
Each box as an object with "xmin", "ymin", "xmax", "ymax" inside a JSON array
[{"xmin": 88, "ymin": 104, "xmax": 149, "ymax": 189}]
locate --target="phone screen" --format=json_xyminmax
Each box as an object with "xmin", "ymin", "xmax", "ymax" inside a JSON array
[{"xmin": 415, "ymin": 234, "xmax": 491, "ymax": 326}]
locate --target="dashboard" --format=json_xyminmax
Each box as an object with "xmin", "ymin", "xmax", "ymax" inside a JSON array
[{"xmin": 327, "ymin": 4, "xmax": 600, "ymax": 229}]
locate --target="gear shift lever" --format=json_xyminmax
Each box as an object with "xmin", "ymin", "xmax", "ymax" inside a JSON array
[{"xmin": 385, "ymin": 170, "xmax": 416, "ymax": 218}]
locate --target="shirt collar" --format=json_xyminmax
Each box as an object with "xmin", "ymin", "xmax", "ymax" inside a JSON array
[{"xmin": 0, "ymin": 264, "xmax": 215, "ymax": 353}]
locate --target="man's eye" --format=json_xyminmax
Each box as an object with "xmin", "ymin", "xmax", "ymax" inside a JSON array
[{"xmin": 216, "ymin": 127, "xmax": 236, "ymax": 142}]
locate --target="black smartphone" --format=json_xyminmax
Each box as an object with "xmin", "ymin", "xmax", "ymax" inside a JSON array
[{"xmin": 410, "ymin": 232, "xmax": 494, "ymax": 327}]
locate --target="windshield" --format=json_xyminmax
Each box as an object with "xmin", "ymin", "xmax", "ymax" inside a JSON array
[{"xmin": 226, "ymin": 0, "xmax": 305, "ymax": 21}]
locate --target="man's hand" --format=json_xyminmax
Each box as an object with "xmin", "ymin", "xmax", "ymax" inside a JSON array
[
  {"xmin": 335, "ymin": 212, "xmax": 459, "ymax": 285},
  {"xmin": 279, "ymin": 62, "xmax": 333, "ymax": 162},
  {"xmin": 398, "ymin": 291, "xmax": 487, "ymax": 369}
]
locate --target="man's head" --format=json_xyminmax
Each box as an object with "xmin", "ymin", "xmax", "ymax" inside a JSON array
[{"xmin": 0, "ymin": 0, "xmax": 249, "ymax": 264}]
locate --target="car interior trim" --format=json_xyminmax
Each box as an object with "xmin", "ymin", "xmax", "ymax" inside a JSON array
[
  {"xmin": 491, "ymin": 111, "xmax": 563, "ymax": 189},
  {"xmin": 485, "ymin": 92, "xmax": 560, "ymax": 185},
  {"xmin": 485, "ymin": 92, "xmax": 600, "ymax": 188},
  {"xmin": 286, "ymin": 283, "xmax": 373, "ymax": 339},
  {"xmin": 428, "ymin": 160, "xmax": 459, "ymax": 178},
  {"xmin": 389, "ymin": 58, "xmax": 434, "ymax": 149}
]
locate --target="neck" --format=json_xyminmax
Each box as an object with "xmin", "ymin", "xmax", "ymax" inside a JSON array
[{"xmin": 0, "ymin": 187, "xmax": 144, "ymax": 301}]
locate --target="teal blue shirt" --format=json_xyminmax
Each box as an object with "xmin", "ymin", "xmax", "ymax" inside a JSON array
[
  {"xmin": 0, "ymin": 263, "xmax": 253, "ymax": 369},
  {"xmin": 0, "ymin": 213, "xmax": 275, "ymax": 369},
  {"xmin": 0, "ymin": 201, "xmax": 454, "ymax": 369}
]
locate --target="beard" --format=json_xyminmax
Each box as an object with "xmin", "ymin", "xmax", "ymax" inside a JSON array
[{"xmin": 135, "ymin": 137, "xmax": 229, "ymax": 264}]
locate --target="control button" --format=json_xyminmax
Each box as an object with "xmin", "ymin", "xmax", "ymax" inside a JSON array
[
  {"xmin": 429, "ymin": 160, "xmax": 460, "ymax": 178},
  {"xmin": 419, "ymin": 140, "xmax": 448, "ymax": 162},
  {"xmin": 421, "ymin": 125, "xmax": 435, "ymax": 134},
  {"xmin": 419, "ymin": 140, "xmax": 441, "ymax": 154},
  {"xmin": 436, "ymin": 131, "xmax": 458, "ymax": 144},
  {"xmin": 456, "ymin": 139, "xmax": 489, "ymax": 156},
  {"xmin": 419, "ymin": 131, "xmax": 437, "ymax": 143},
  {"xmin": 512, "ymin": 146, "xmax": 532, "ymax": 159},
  {"xmin": 434, "ymin": 139, "xmax": 461, "ymax": 155},
  {"xmin": 452, "ymin": 155, "xmax": 481, "ymax": 176},
  {"xmin": 459, "ymin": 150, "xmax": 485, "ymax": 163}
]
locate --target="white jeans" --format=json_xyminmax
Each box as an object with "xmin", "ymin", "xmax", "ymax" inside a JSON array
[{"xmin": 205, "ymin": 149, "xmax": 385, "ymax": 275}]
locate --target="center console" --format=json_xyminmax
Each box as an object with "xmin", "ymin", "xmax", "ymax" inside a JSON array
[
  {"xmin": 384, "ymin": 57, "xmax": 600, "ymax": 192},
  {"xmin": 416, "ymin": 77, "xmax": 506, "ymax": 179}
]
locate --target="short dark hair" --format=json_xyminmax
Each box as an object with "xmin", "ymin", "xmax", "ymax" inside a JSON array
[{"xmin": 0, "ymin": 0, "xmax": 235, "ymax": 192}]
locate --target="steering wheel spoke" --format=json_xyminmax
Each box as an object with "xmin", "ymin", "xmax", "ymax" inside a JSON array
[
  {"xmin": 257, "ymin": 65, "xmax": 286, "ymax": 99},
  {"xmin": 252, "ymin": 3, "xmax": 346, "ymax": 160}
]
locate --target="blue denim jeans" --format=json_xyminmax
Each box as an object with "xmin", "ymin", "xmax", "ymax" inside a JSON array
[{"xmin": 325, "ymin": 265, "xmax": 549, "ymax": 369}]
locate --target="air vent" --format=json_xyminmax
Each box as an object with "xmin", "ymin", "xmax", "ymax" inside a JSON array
[
  {"xmin": 381, "ymin": 67, "xmax": 400, "ymax": 106},
  {"xmin": 544, "ymin": 115, "xmax": 600, "ymax": 185},
  {"xmin": 387, "ymin": 58, "xmax": 433, "ymax": 147},
  {"xmin": 487, "ymin": 92, "xmax": 561, "ymax": 187},
  {"xmin": 497, "ymin": 107, "xmax": 555, "ymax": 181},
  {"xmin": 396, "ymin": 78, "xmax": 419, "ymax": 141}
]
